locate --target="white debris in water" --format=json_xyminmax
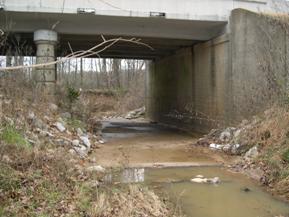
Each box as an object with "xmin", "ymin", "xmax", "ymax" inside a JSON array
[
  {"xmin": 209, "ymin": 143, "xmax": 224, "ymax": 150},
  {"xmin": 191, "ymin": 177, "xmax": 208, "ymax": 183},
  {"xmin": 207, "ymin": 177, "xmax": 221, "ymax": 184},
  {"xmin": 98, "ymin": 139, "xmax": 105, "ymax": 144},
  {"xmin": 191, "ymin": 176, "xmax": 221, "ymax": 184}
]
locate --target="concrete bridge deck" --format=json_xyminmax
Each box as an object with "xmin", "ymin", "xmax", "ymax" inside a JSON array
[
  {"xmin": 0, "ymin": 0, "xmax": 284, "ymax": 59},
  {"xmin": 0, "ymin": 11, "xmax": 225, "ymax": 59}
]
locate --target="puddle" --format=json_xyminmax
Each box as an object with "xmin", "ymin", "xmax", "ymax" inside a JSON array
[
  {"xmin": 105, "ymin": 167, "xmax": 289, "ymax": 217},
  {"xmin": 101, "ymin": 120, "xmax": 184, "ymax": 141}
]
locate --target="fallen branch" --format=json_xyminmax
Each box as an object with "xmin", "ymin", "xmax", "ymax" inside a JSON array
[{"xmin": 0, "ymin": 36, "xmax": 154, "ymax": 71}]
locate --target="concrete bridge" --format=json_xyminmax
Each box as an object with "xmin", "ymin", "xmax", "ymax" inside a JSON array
[
  {"xmin": 1, "ymin": 0, "xmax": 289, "ymax": 131},
  {"xmin": 0, "ymin": 0, "xmax": 284, "ymax": 58}
]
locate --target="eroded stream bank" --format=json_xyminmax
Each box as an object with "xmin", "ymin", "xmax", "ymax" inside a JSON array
[{"xmin": 89, "ymin": 119, "xmax": 289, "ymax": 217}]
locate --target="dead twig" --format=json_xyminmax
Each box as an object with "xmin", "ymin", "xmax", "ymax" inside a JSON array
[{"xmin": 0, "ymin": 36, "xmax": 154, "ymax": 71}]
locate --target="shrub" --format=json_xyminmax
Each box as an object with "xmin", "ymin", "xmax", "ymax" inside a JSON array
[{"xmin": 67, "ymin": 86, "xmax": 80, "ymax": 104}]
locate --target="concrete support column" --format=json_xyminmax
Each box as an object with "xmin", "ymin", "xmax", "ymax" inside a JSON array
[{"xmin": 33, "ymin": 29, "xmax": 58, "ymax": 93}]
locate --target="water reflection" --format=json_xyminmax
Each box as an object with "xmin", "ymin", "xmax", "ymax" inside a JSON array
[
  {"xmin": 104, "ymin": 168, "xmax": 145, "ymax": 184},
  {"xmin": 121, "ymin": 168, "xmax": 145, "ymax": 183}
]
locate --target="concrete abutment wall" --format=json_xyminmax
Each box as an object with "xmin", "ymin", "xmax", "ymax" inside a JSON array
[
  {"xmin": 147, "ymin": 9, "xmax": 289, "ymax": 132},
  {"xmin": 230, "ymin": 9, "xmax": 289, "ymax": 121},
  {"xmin": 147, "ymin": 34, "xmax": 231, "ymax": 132}
]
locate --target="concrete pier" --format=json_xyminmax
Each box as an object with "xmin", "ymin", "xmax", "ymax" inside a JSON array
[{"xmin": 33, "ymin": 30, "xmax": 58, "ymax": 93}]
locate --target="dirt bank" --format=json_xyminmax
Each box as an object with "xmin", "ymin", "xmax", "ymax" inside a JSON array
[{"xmin": 193, "ymin": 106, "xmax": 289, "ymax": 202}]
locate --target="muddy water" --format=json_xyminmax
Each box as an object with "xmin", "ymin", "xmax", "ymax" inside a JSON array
[
  {"xmin": 98, "ymin": 120, "xmax": 289, "ymax": 216},
  {"xmin": 106, "ymin": 167, "xmax": 289, "ymax": 217},
  {"xmin": 101, "ymin": 119, "xmax": 188, "ymax": 140},
  {"xmin": 93, "ymin": 119, "xmax": 219, "ymax": 167},
  {"xmin": 148, "ymin": 167, "xmax": 289, "ymax": 217}
]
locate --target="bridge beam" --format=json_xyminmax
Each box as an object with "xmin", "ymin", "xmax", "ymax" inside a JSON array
[{"xmin": 33, "ymin": 29, "xmax": 58, "ymax": 93}]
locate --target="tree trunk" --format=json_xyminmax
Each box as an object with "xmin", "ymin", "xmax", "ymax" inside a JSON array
[
  {"xmin": 112, "ymin": 59, "xmax": 121, "ymax": 88},
  {"xmin": 80, "ymin": 58, "xmax": 83, "ymax": 87}
]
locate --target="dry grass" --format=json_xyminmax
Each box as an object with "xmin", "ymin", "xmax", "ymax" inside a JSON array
[
  {"xmin": 0, "ymin": 142, "xmax": 178, "ymax": 216},
  {"xmin": 0, "ymin": 142, "xmax": 78, "ymax": 216},
  {"xmin": 261, "ymin": 12, "xmax": 289, "ymax": 33},
  {"xmin": 88, "ymin": 185, "xmax": 174, "ymax": 217},
  {"xmin": 237, "ymin": 106, "xmax": 289, "ymax": 149},
  {"xmin": 0, "ymin": 119, "xmax": 176, "ymax": 216},
  {"xmin": 0, "ymin": 75, "xmax": 176, "ymax": 217},
  {"xmin": 227, "ymin": 105, "xmax": 289, "ymax": 199}
]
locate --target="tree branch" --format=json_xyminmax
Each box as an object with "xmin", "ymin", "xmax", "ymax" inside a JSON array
[{"xmin": 0, "ymin": 36, "xmax": 154, "ymax": 71}]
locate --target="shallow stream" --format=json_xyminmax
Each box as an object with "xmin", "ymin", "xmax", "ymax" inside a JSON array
[
  {"xmin": 100, "ymin": 119, "xmax": 289, "ymax": 217},
  {"xmin": 106, "ymin": 166, "xmax": 289, "ymax": 217}
]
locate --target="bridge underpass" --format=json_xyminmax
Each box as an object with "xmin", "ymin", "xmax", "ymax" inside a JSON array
[
  {"xmin": 0, "ymin": 9, "xmax": 227, "ymax": 58},
  {"xmin": 1, "ymin": 0, "xmax": 288, "ymax": 132}
]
